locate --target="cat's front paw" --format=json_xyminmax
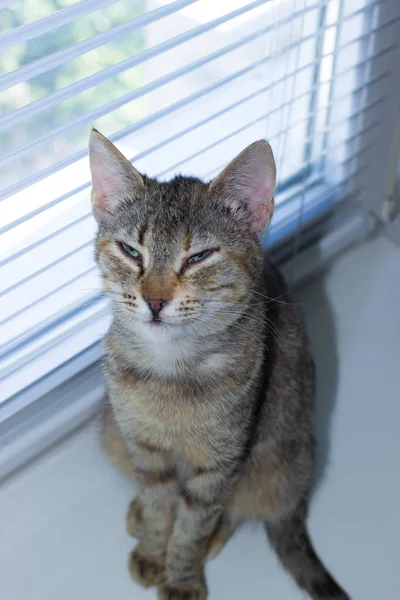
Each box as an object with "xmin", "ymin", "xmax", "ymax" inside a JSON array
[
  {"xmin": 128, "ymin": 548, "xmax": 165, "ymax": 588},
  {"xmin": 157, "ymin": 581, "xmax": 207, "ymax": 600}
]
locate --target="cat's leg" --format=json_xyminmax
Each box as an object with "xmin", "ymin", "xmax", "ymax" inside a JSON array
[
  {"xmin": 129, "ymin": 483, "xmax": 175, "ymax": 589},
  {"xmin": 158, "ymin": 498, "xmax": 214, "ymax": 600},
  {"xmin": 158, "ymin": 465, "xmax": 238, "ymax": 600},
  {"xmin": 101, "ymin": 407, "xmax": 175, "ymax": 558},
  {"xmin": 128, "ymin": 448, "xmax": 177, "ymax": 589}
]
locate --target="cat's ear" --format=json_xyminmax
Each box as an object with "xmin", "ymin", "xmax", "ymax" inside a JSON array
[
  {"xmin": 209, "ymin": 140, "xmax": 276, "ymax": 233},
  {"xmin": 89, "ymin": 129, "xmax": 144, "ymax": 221}
]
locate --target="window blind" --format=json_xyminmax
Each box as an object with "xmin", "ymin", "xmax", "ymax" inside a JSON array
[{"xmin": 0, "ymin": 0, "xmax": 398, "ymax": 419}]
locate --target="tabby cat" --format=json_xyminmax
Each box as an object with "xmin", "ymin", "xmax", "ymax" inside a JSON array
[{"xmin": 89, "ymin": 129, "xmax": 350, "ymax": 600}]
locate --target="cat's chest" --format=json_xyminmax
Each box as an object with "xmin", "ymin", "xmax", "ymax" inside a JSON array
[{"xmin": 110, "ymin": 373, "xmax": 221, "ymax": 466}]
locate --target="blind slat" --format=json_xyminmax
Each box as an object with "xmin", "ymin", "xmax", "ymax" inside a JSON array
[
  {"xmin": 0, "ymin": 24, "xmax": 297, "ymax": 200},
  {"xmin": 0, "ymin": 37, "xmax": 392, "ymax": 239},
  {"xmin": 203, "ymin": 119, "xmax": 379, "ymax": 181},
  {"xmin": 0, "ymin": 3, "xmax": 387, "ymax": 191},
  {"xmin": 0, "ymin": 268, "xmax": 100, "ymax": 362},
  {"xmin": 0, "ymin": 17, "xmax": 391, "ymax": 219},
  {"xmin": 0, "ymin": 0, "xmax": 266, "ymax": 133},
  {"xmin": 0, "ymin": 0, "xmax": 121, "ymax": 51},
  {"xmin": 0, "ymin": 0, "xmax": 200, "ymax": 92},
  {"xmin": 0, "ymin": 1, "xmax": 19, "ymax": 8},
  {"xmin": 157, "ymin": 94, "xmax": 385, "ymax": 179},
  {"xmin": 2, "ymin": 41, "xmax": 392, "ymax": 271},
  {"xmin": 0, "ymin": 298, "xmax": 108, "ymax": 383}
]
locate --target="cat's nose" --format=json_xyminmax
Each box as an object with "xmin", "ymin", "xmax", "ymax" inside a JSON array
[{"xmin": 145, "ymin": 297, "xmax": 167, "ymax": 318}]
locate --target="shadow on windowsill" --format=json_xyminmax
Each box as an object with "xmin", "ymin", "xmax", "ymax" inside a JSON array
[{"xmin": 296, "ymin": 269, "xmax": 339, "ymax": 491}]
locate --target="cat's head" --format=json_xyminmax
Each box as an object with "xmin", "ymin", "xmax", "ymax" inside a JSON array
[{"xmin": 89, "ymin": 130, "xmax": 276, "ymax": 340}]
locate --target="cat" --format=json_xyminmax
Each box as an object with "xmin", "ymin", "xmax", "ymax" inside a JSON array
[{"xmin": 89, "ymin": 129, "xmax": 350, "ymax": 600}]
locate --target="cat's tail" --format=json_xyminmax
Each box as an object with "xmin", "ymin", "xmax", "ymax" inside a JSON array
[
  {"xmin": 265, "ymin": 504, "xmax": 350, "ymax": 600},
  {"xmin": 101, "ymin": 404, "xmax": 135, "ymax": 480}
]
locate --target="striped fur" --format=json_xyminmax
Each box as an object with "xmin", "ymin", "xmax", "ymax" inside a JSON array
[{"xmin": 91, "ymin": 131, "xmax": 350, "ymax": 600}]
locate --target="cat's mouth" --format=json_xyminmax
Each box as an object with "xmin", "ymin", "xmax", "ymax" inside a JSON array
[
  {"xmin": 147, "ymin": 317, "xmax": 189, "ymax": 331},
  {"xmin": 149, "ymin": 316, "xmax": 176, "ymax": 328}
]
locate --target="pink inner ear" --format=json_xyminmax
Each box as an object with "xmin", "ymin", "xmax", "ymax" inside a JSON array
[
  {"xmin": 250, "ymin": 197, "xmax": 274, "ymax": 232},
  {"xmin": 247, "ymin": 181, "xmax": 273, "ymax": 210},
  {"xmin": 90, "ymin": 157, "xmax": 122, "ymax": 216},
  {"xmin": 210, "ymin": 140, "xmax": 276, "ymax": 233},
  {"xmin": 91, "ymin": 159, "xmax": 115, "ymax": 196},
  {"xmin": 89, "ymin": 130, "xmax": 145, "ymax": 221},
  {"xmin": 246, "ymin": 179, "xmax": 275, "ymax": 232},
  {"xmin": 251, "ymin": 183, "xmax": 269, "ymax": 200},
  {"xmin": 94, "ymin": 175, "xmax": 114, "ymax": 196}
]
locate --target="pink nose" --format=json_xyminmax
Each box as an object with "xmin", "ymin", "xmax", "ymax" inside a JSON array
[{"xmin": 145, "ymin": 297, "xmax": 167, "ymax": 317}]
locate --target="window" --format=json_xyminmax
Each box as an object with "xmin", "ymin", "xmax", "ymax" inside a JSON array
[{"xmin": 0, "ymin": 0, "xmax": 395, "ymax": 417}]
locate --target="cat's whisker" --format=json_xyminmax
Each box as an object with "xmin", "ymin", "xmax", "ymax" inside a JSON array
[
  {"xmin": 202, "ymin": 309, "xmax": 289, "ymax": 348},
  {"xmin": 251, "ymin": 288, "xmax": 306, "ymax": 307}
]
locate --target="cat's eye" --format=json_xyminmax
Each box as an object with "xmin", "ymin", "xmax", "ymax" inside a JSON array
[
  {"xmin": 120, "ymin": 242, "xmax": 142, "ymax": 262},
  {"xmin": 187, "ymin": 249, "xmax": 214, "ymax": 265}
]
